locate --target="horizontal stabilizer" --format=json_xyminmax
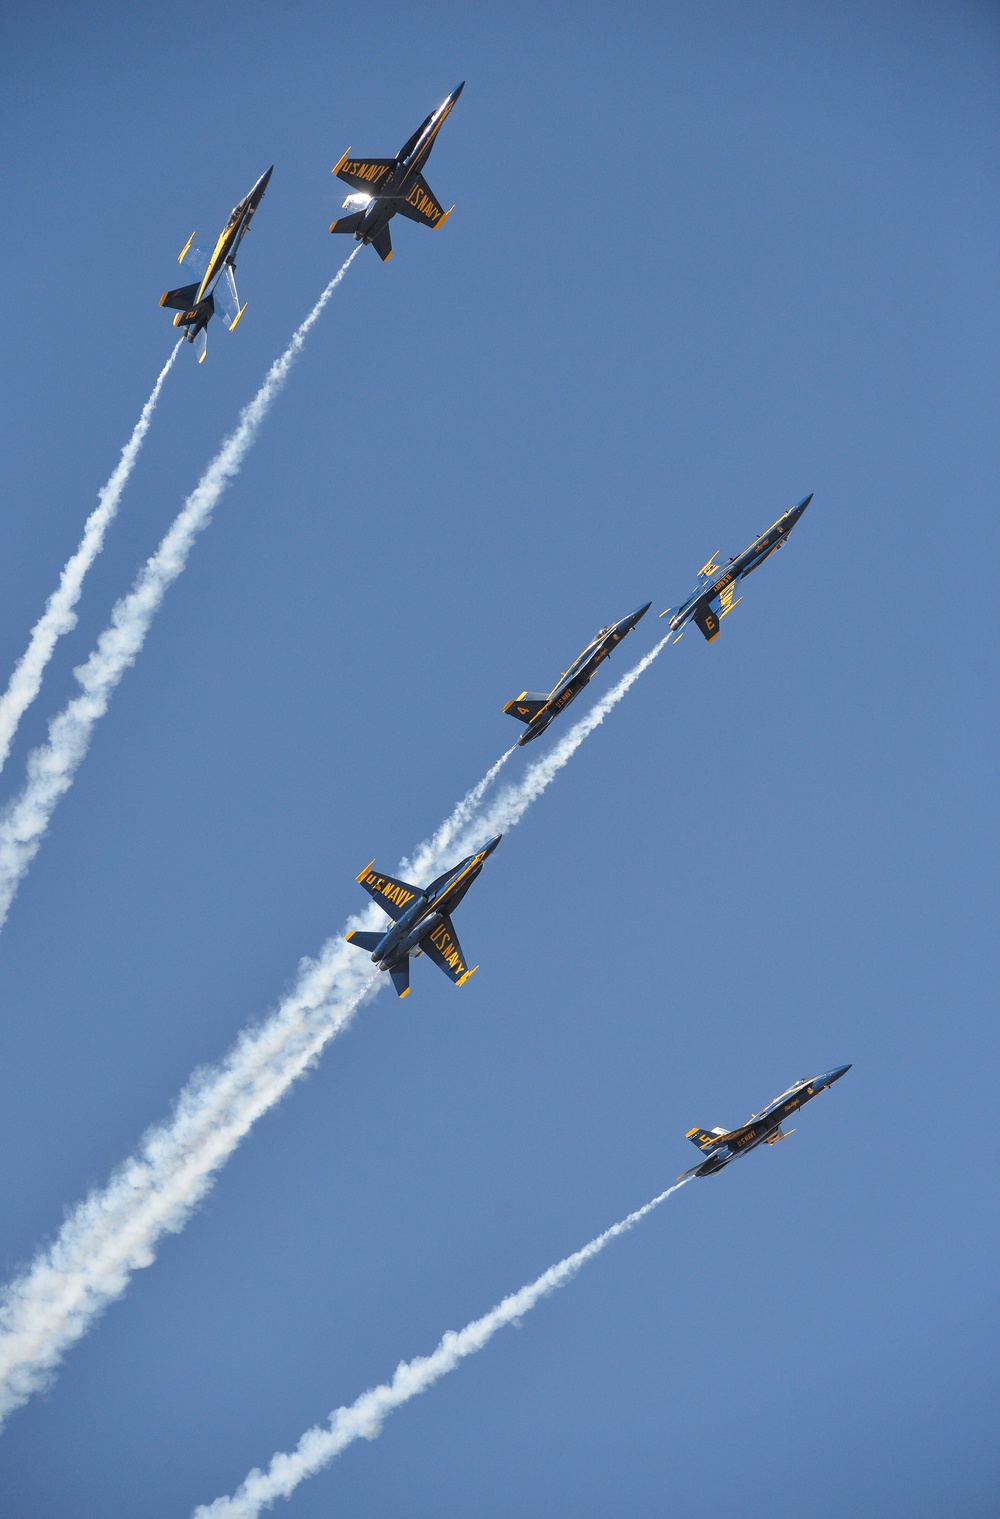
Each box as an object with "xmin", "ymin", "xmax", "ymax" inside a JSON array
[
  {"xmin": 355, "ymin": 862, "xmax": 422, "ymax": 922},
  {"xmin": 330, "ymin": 210, "xmax": 365, "ymax": 235},
  {"xmin": 345, "ymin": 930, "xmax": 384, "ymax": 953},
  {"xmin": 503, "ymin": 693, "xmax": 548, "ymax": 725},
  {"xmin": 159, "ymin": 282, "xmax": 200, "ymax": 312},
  {"xmin": 693, "ymin": 604, "xmax": 720, "ymax": 642}
]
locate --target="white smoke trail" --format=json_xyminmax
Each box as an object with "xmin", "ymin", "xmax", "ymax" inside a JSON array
[
  {"xmin": 0, "ymin": 748, "xmax": 501, "ymax": 1426},
  {"xmin": 0, "ymin": 633, "xmax": 666, "ymax": 1424},
  {"xmin": 0, "ymin": 341, "xmax": 182, "ymax": 775},
  {"xmin": 193, "ymin": 1180, "xmax": 691, "ymax": 1519},
  {"xmin": 0, "ymin": 249, "xmax": 359, "ymax": 934},
  {"xmin": 400, "ymin": 744, "xmax": 516, "ymax": 879}
]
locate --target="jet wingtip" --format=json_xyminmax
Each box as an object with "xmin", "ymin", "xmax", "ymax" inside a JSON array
[
  {"xmin": 332, "ymin": 147, "xmax": 352, "ymax": 175},
  {"xmin": 355, "ymin": 858, "xmax": 376, "ymax": 883}
]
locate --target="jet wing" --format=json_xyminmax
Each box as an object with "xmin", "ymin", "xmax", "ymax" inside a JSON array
[
  {"xmin": 335, "ymin": 157, "xmax": 396, "ymax": 193},
  {"xmin": 356, "ymin": 861, "xmax": 422, "ymax": 921},
  {"xmin": 212, "ymin": 265, "xmax": 247, "ymax": 331},
  {"xmin": 418, "ymin": 914, "xmax": 477, "ymax": 985},
  {"xmin": 178, "ymin": 235, "xmax": 211, "ymax": 281},
  {"xmin": 397, "ymin": 174, "xmax": 453, "ymax": 229},
  {"xmin": 715, "ymin": 1120, "xmax": 761, "ymax": 1152}
]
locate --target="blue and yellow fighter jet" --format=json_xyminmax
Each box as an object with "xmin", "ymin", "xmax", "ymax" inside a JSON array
[
  {"xmin": 346, "ymin": 835, "xmax": 501, "ymax": 998},
  {"xmin": 159, "ymin": 166, "xmax": 272, "ymax": 361},
  {"xmin": 329, "ymin": 83, "xmax": 464, "ymax": 261},
  {"xmin": 662, "ymin": 494, "xmax": 813, "ymax": 642},
  {"xmin": 503, "ymin": 603, "xmax": 651, "ymax": 746},
  {"xmin": 678, "ymin": 1065, "xmax": 851, "ymax": 1179}
]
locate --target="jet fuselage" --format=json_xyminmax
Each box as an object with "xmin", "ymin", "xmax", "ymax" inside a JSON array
[
  {"xmin": 369, "ymin": 840, "xmax": 495, "ymax": 971},
  {"xmin": 192, "ymin": 166, "xmax": 272, "ymax": 310},
  {"xmin": 161, "ymin": 166, "xmax": 272, "ymax": 352},
  {"xmin": 668, "ymin": 494, "xmax": 812, "ymax": 642},
  {"xmin": 504, "ymin": 603, "xmax": 651, "ymax": 745},
  {"xmin": 346, "ymin": 834, "xmax": 501, "ymax": 996},
  {"xmin": 681, "ymin": 1065, "xmax": 851, "ymax": 1179},
  {"xmin": 352, "ymin": 106, "xmax": 447, "ymax": 244},
  {"xmin": 332, "ymin": 83, "xmax": 463, "ymax": 257}
]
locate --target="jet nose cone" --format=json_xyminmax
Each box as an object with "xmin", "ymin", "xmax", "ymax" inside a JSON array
[
  {"xmin": 632, "ymin": 601, "xmax": 653, "ymax": 622},
  {"xmin": 484, "ymin": 833, "xmax": 502, "ymax": 855},
  {"xmin": 451, "ymin": 81, "xmax": 466, "ymax": 100},
  {"xmin": 795, "ymin": 493, "xmax": 813, "ymax": 513},
  {"xmin": 827, "ymin": 1063, "xmax": 852, "ymax": 1084}
]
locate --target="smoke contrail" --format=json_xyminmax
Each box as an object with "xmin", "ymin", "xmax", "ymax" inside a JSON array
[
  {"xmin": 0, "ymin": 744, "xmax": 503, "ymax": 1427},
  {"xmin": 400, "ymin": 743, "xmax": 516, "ymax": 879},
  {"xmin": 0, "ymin": 638, "xmax": 667, "ymax": 1427},
  {"xmin": 0, "ymin": 341, "xmax": 182, "ymax": 776},
  {"xmin": 193, "ymin": 1180, "xmax": 691, "ymax": 1519},
  {"xmin": 0, "ymin": 250, "xmax": 359, "ymax": 933}
]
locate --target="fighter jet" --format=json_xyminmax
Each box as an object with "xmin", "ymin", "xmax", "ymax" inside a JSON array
[
  {"xmin": 503, "ymin": 603, "xmax": 651, "ymax": 746},
  {"xmin": 662, "ymin": 494, "xmax": 813, "ymax": 642},
  {"xmin": 159, "ymin": 166, "xmax": 273, "ymax": 361},
  {"xmin": 678, "ymin": 1065, "xmax": 851, "ymax": 1179},
  {"xmin": 330, "ymin": 83, "xmax": 464, "ymax": 261},
  {"xmin": 345, "ymin": 834, "xmax": 501, "ymax": 998}
]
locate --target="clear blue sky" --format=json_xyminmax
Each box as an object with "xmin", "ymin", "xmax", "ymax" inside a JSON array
[{"xmin": 1, "ymin": 2, "xmax": 997, "ymax": 1514}]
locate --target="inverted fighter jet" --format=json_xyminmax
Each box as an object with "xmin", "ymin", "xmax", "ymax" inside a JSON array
[
  {"xmin": 678, "ymin": 1065, "xmax": 851, "ymax": 1180},
  {"xmin": 159, "ymin": 166, "xmax": 272, "ymax": 361},
  {"xmin": 346, "ymin": 834, "xmax": 501, "ymax": 998},
  {"xmin": 330, "ymin": 83, "xmax": 464, "ymax": 261},
  {"xmin": 662, "ymin": 494, "xmax": 813, "ymax": 642},
  {"xmin": 503, "ymin": 603, "xmax": 651, "ymax": 746}
]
